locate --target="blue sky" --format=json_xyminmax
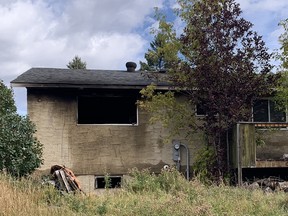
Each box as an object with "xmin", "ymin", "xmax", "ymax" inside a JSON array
[{"xmin": 0, "ymin": 0, "xmax": 287, "ymax": 115}]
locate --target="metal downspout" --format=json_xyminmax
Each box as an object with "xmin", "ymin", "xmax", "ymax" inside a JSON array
[{"xmin": 180, "ymin": 143, "xmax": 190, "ymax": 180}]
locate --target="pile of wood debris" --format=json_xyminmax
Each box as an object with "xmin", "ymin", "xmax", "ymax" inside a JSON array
[
  {"xmin": 48, "ymin": 165, "xmax": 84, "ymax": 194},
  {"xmin": 244, "ymin": 176, "xmax": 288, "ymax": 192}
]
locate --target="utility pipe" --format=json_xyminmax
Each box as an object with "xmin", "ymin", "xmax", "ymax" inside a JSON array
[{"xmin": 180, "ymin": 143, "xmax": 190, "ymax": 180}]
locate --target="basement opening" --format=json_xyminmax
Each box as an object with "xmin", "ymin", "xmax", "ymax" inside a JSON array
[{"xmin": 95, "ymin": 176, "xmax": 122, "ymax": 189}]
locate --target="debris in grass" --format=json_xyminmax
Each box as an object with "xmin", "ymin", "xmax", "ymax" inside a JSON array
[
  {"xmin": 244, "ymin": 176, "xmax": 288, "ymax": 192},
  {"xmin": 47, "ymin": 165, "xmax": 84, "ymax": 194}
]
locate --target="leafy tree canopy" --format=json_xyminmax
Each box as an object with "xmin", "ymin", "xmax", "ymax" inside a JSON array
[
  {"xmin": 67, "ymin": 55, "xmax": 87, "ymax": 69},
  {"xmin": 275, "ymin": 19, "xmax": 288, "ymax": 108},
  {"xmin": 140, "ymin": 11, "xmax": 179, "ymax": 72},
  {"xmin": 278, "ymin": 19, "xmax": 288, "ymax": 70},
  {"xmin": 140, "ymin": 0, "xmax": 276, "ymax": 181},
  {"xmin": 0, "ymin": 81, "xmax": 43, "ymax": 177}
]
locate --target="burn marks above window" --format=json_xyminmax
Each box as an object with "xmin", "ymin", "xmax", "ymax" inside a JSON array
[{"xmin": 78, "ymin": 91, "xmax": 138, "ymax": 125}]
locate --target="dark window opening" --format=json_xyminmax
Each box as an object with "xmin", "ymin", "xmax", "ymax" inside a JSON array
[
  {"xmin": 196, "ymin": 103, "xmax": 207, "ymax": 116},
  {"xmin": 253, "ymin": 99, "xmax": 286, "ymax": 122},
  {"xmin": 78, "ymin": 95, "xmax": 137, "ymax": 124},
  {"xmin": 253, "ymin": 100, "xmax": 269, "ymax": 122},
  {"xmin": 95, "ymin": 176, "xmax": 122, "ymax": 189},
  {"xmin": 270, "ymin": 101, "xmax": 286, "ymax": 122}
]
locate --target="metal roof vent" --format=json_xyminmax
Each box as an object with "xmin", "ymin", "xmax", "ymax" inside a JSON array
[{"xmin": 126, "ymin": 62, "xmax": 137, "ymax": 72}]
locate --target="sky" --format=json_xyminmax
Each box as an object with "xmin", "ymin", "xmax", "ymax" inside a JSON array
[{"xmin": 0, "ymin": 0, "xmax": 287, "ymax": 115}]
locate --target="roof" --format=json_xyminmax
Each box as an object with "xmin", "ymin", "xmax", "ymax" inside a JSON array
[{"xmin": 11, "ymin": 68, "xmax": 169, "ymax": 89}]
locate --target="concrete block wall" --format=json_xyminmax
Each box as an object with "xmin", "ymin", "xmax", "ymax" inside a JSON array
[
  {"xmin": 28, "ymin": 91, "xmax": 74, "ymax": 169},
  {"xmin": 28, "ymin": 90, "xmax": 200, "ymax": 167},
  {"xmin": 27, "ymin": 88, "xmax": 205, "ymax": 192},
  {"xmin": 76, "ymin": 175, "xmax": 95, "ymax": 194}
]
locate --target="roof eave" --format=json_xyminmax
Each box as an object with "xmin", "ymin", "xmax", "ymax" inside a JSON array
[{"xmin": 10, "ymin": 83, "xmax": 170, "ymax": 90}]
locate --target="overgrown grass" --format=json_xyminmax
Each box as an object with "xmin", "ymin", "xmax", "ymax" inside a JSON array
[{"xmin": 0, "ymin": 169, "xmax": 288, "ymax": 215}]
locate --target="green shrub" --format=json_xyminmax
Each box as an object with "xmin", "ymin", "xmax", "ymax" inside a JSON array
[{"xmin": 0, "ymin": 80, "xmax": 43, "ymax": 177}]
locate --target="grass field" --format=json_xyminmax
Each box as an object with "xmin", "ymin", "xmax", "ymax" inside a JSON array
[{"xmin": 0, "ymin": 169, "xmax": 287, "ymax": 216}]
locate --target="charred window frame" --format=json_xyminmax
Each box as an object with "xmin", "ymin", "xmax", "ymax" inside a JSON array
[
  {"xmin": 77, "ymin": 91, "xmax": 138, "ymax": 125},
  {"xmin": 253, "ymin": 99, "xmax": 286, "ymax": 123}
]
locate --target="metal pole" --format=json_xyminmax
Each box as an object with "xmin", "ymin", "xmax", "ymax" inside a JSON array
[{"xmin": 180, "ymin": 143, "xmax": 190, "ymax": 180}]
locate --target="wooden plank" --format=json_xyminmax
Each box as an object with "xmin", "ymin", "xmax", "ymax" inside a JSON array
[
  {"xmin": 59, "ymin": 169, "xmax": 72, "ymax": 192},
  {"xmin": 67, "ymin": 176, "xmax": 79, "ymax": 191},
  {"xmin": 55, "ymin": 170, "xmax": 66, "ymax": 191},
  {"xmin": 255, "ymin": 123, "xmax": 288, "ymax": 128},
  {"xmin": 241, "ymin": 124, "xmax": 256, "ymax": 168},
  {"xmin": 230, "ymin": 125, "xmax": 238, "ymax": 168},
  {"xmin": 256, "ymin": 160, "xmax": 288, "ymax": 168},
  {"xmin": 230, "ymin": 124, "xmax": 256, "ymax": 168}
]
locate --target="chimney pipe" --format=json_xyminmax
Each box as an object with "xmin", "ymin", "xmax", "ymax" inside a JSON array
[{"xmin": 126, "ymin": 62, "xmax": 137, "ymax": 72}]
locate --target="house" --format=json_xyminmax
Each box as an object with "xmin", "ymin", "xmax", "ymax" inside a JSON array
[
  {"xmin": 11, "ymin": 62, "xmax": 200, "ymax": 193},
  {"xmin": 11, "ymin": 62, "xmax": 288, "ymax": 191}
]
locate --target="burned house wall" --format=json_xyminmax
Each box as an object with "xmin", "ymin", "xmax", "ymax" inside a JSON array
[
  {"xmin": 27, "ymin": 88, "xmax": 202, "ymax": 183},
  {"xmin": 27, "ymin": 89, "xmax": 75, "ymax": 169}
]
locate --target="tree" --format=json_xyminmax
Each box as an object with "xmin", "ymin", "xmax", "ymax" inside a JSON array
[
  {"xmin": 140, "ymin": 34, "xmax": 178, "ymax": 71},
  {"xmin": 0, "ymin": 81, "xmax": 43, "ymax": 177},
  {"xmin": 278, "ymin": 19, "xmax": 288, "ymax": 71},
  {"xmin": 140, "ymin": 12, "xmax": 179, "ymax": 71},
  {"xmin": 141, "ymin": 0, "xmax": 276, "ymax": 182},
  {"xmin": 67, "ymin": 55, "xmax": 87, "ymax": 69},
  {"xmin": 140, "ymin": 34, "xmax": 167, "ymax": 71},
  {"xmin": 275, "ymin": 19, "xmax": 288, "ymax": 108}
]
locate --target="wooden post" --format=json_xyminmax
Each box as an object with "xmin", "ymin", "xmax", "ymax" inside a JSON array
[{"xmin": 237, "ymin": 123, "xmax": 242, "ymax": 186}]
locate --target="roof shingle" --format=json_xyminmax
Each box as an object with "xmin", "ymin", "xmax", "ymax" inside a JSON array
[{"xmin": 11, "ymin": 68, "xmax": 169, "ymax": 89}]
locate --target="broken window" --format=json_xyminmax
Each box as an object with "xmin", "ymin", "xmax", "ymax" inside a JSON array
[
  {"xmin": 95, "ymin": 176, "xmax": 122, "ymax": 189},
  {"xmin": 78, "ymin": 94, "xmax": 138, "ymax": 124},
  {"xmin": 253, "ymin": 99, "xmax": 286, "ymax": 122}
]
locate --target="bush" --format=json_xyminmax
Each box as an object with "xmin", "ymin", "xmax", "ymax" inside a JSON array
[
  {"xmin": 0, "ymin": 80, "xmax": 43, "ymax": 177},
  {"xmin": 123, "ymin": 167, "xmax": 192, "ymax": 194}
]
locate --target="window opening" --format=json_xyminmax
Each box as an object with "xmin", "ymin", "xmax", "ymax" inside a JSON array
[
  {"xmin": 95, "ymin": 176, "xmax": 122, "ymax": 189},
  {"xmin": 196, "ymin": 103, "xmax": 207, "ymax": 116},
  {"xmin": 253, "ymin": 99, "xmax": 286, "ymax": 122},
  {"xmin": 78, "ymin": 95, "xmax": 137, "ymax": 124}
]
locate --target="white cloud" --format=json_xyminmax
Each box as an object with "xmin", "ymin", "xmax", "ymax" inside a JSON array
[
  {"xmin": 236, "ymin": 0, "xmax": 288, "ymax": 50},
  {"xmin": 237, "ymin": 0, "xmax": 288, "ymax": 14},
  {"xmin": 1, "ymin": 0, "xmax": 287, "ymax": 115},
  {"xmin": 0, "ymin": 0, "xmax": 164, "ymax": 114},
  {"xmin": 0, "ymin": 0, "xmax": 163, "ymax": 81},
  {"xmin": 84, "ymin": 33, "xmax": 146, "ymax": 70},
  {"xmin": 0, "ymin": 0, "xmax": 58, "ymax": 79},
  {"xmin": 54, "ymin": 0, "xmax": 164, "ymax": 36}
]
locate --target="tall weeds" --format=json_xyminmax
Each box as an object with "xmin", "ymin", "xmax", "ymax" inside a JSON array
[{"xmin": 0, "ymin": 170, "xmax": 287, "ymax": 215}]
